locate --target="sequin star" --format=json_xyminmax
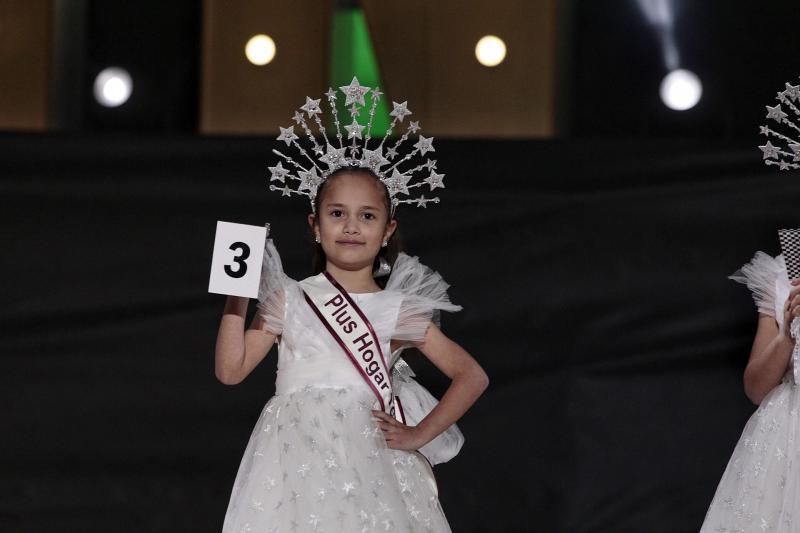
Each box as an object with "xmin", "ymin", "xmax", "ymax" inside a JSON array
[
  {"xmin": 424, "ymin": 171, "xmax": 445, "ymax": 190},
  {"xmin": 390, "ymin": 101, "xmax": 412, "ymax": 122},
  {"xmin": 342, "ymin": 482, "xmax": 356, "ymax": 496},
  {"xmin": 759, "ymin": 125, "xmax": 771, "ymax": 135},
  {"xmin": 292, "ymin": 111, "xmax": 304, "ymax": 124},
  {"xmin": 423, "ymin": 159, "xmax": 437, "ymax": 170},
  {"xmin": 277, "ymin": 126, "xmax": 298, "ymax": 146},
  {"xmin": 268, "ymin": 161, "xmax": 290, "ymax": 183},
  {"xmin": 780, "ymin": 160, "xmax": 791, "ymax": 170},
  {"xmin": 298, "ymin": 167, "xmax": 323, "ymax": 192},
  {"xmin": 407, "ymin": 120, "xmax": 420, "ymax": 133},
  {"xmin": 339, "ymin": 76, "xmax": 370, "ymax": 106},
  {"xmin": 325, "ymin": 88, "xmax": 337, "ymax": 100},
  {"xmin": 301, "ymin": 96, "xmax": 322, "ymax": 117},
  {"xmin": 371, "ymin": 87, "xmax": 384, "ymax": 99},
  {"xmin": 414, "ymin": 135, "xmax": 435, "ymax": 155},
  {"xmin": 759, "ymin": 140, "xmax": 780, "ymax": 159},
  {"xmin": 345, "ymin": 118, "xmax": 365, "ymax": 139},
  {"xmin": 766, "ymin": 104, "xmax": 787, "ymax": 122},
  {"xmin": 386, "ymin": 146, "xmax": 398, "ymax": 159}
]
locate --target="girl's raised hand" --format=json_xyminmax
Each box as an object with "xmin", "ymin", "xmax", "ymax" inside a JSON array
[
  {"xmin": 783, "ymin": 279, "xmax": 800, "ymax": 334},
  {"xmin": 372, "ymin": 410, "xmax": 428, "ymax": 452}
]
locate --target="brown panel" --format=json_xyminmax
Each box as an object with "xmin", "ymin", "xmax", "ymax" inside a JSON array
[
  {"xmin": 362, "ymin": 0, "xmax": 556, "ymax": 138},
  {"xmin": 0, "ymin": 0, "xmax": 51, "ymax": 131},
  {"xmin": 200, "ymin": 0, "xmax": 329, "ymax": 135}
]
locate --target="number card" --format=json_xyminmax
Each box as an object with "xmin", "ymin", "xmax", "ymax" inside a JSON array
[
  {"xmin": 779, "ymin": 228, "xmax": 800, "ymax": 280},
  {"xmin": 208, "ymin": 221, "xmax": 268, "ymax": 298}
]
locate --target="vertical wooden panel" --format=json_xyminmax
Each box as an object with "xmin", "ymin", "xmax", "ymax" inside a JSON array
[
  {"xmin": 362, "ymin": 0, "xmax": 557, "ymax": 138},
  {"xmin": 0, "ymin": 0, "xmax": 51, "ymax": 131},
  {"xmin": 200, "ymin": 0, "xmax": 329, "ymax": 135}
]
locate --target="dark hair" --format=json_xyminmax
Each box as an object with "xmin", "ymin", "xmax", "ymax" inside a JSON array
[{"xmin": 310, "ymin": 167, "xmax": 402, "ymax": 286}]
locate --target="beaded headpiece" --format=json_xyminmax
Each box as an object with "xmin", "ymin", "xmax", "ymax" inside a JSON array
[
  {"xmin": 267, "ymin": 77, "xmax": 445, "ymax": 215},
  {"xmin": 758, "ymin": 78, "xmax": 800, "ymax": 170}
]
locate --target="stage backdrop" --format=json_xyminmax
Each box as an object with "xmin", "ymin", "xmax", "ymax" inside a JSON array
[{"xmin": 2, "ymin": 133, "xmax": 798, "ymax": 532}]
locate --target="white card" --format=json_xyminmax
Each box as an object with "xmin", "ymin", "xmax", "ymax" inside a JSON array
[{"xmin": 208, "ymin": 221, "xmax": 268, "ymax": 298}]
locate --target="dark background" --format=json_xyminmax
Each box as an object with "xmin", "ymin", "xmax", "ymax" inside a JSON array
[{"xmin": 3, "ymin": 0, "xmax": 800, "ymax": 532}]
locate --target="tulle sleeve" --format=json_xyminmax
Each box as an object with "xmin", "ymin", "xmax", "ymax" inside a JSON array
[
  {"xmin": 729, "ymin": 251, "xmax": 783, "ymax": 317},
  {"xmin": 255, "ymin": 239, "xmax": 293, "ymax": 335},
  {"xmin": 386, "ymin": 253, "xmax": 462, "ymax": 342}
]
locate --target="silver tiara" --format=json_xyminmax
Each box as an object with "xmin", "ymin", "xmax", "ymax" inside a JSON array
[
  {"xmin": 267, "ymin": 76, "xmax": 445, "ymax": 214},
  {"xmin": 758, "ymin": 78, "xmax": 800, "ymax": 170}
]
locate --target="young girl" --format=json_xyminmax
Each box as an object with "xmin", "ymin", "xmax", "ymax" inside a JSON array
[
  {"xmin": 215, "ymin": 79, "xmax": 488, "ymax": 532},
  {"xmin": 700, "ymin": 251, "xmax": 800, "ymax": 532}
]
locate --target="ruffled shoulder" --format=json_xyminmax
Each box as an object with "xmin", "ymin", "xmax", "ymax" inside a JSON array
[
  {"xmin": 256, "ymin": 239, "xmax": 295, "ymax": 335},
  {"xmin": 386, "ymin": 253, "xmax": 462, "ymax": 342},
  {"xmin": 729, "ymin": 251, "xmax": 785, "ymax": 317}
]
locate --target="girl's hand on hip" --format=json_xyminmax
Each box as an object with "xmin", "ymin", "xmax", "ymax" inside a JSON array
[{"xmin": 372, "ymin": 410, "xmax": 427, "ymax": 451}]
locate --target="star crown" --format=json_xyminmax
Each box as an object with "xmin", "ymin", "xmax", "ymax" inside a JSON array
[
  {"xmin": 758, "ymin": 78, "xmax": 800, "ymax": 171},
  {"xmin": 268, "ymin": 76, "xmax": 446, "ymax": 214}
]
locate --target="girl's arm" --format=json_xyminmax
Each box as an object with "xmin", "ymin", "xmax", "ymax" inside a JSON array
[
  {"xmin": 743, "ymin": 280, "xmax": 800, "ymax": 404},
  {"xmin": 376, "ymin": 323, "xmax": 489, "ymax": 450},
  {"xmin": 214, "ymin": 295, "xmax": 276, "ymax": 385}
]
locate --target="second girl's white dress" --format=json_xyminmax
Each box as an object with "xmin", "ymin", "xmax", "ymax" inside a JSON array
[
  {"xmin": 701, "ymin": 252, "xmax": 800, "ymax": 532},
  {"xmin": 222, "ymin": 240, "xmax": 464, "ymax": 533}
]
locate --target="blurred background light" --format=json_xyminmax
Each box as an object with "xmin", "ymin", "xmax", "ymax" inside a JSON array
[
  {"xmin": 93, "ymin": 67, "xmax": 133, "ymax": 107},
  {"xmin": 660, "ymin": 68, "xmax": 702, "ymax": 110},
  {"xmin": 475, "ymin": 35, "xmax": 506, "ymax": 67},
  {"xmin": 245, "ymin": 34, "xmax": 276, "ymax": 66}
]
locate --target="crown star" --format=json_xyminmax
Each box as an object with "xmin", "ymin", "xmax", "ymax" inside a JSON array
[
  {"xmin": 269, "ymin": 161, "xmax": 290, "ymax": 183},
  {"xmin": 414, "ymin": 136, "xmax": 435, "ymax": 155},
  {"xmin": 277, "ymin": 126, "xmax": 298, "ymax": 146},
  {"xmin": 785, "ymin": 83, "xmax": 800, "ymax": 101},
  {"xmin": 385, "ymin": 169, "xmax": 411, "ymax": 196},
  {"xmin": 345, "ymin": 118, "xmax": 365, "ymax": 139},
  {"xmin": 407, "ymin": 121, "xmax": 420, "ymax": 134},
  {"xmin": 362, "ymin": 147, "xmax": 390, "ymax": 170},
  {"xmin": 759, "ymin": 140, "xmax": 780, "ymax": 160},
  {"xmin": 424, "ymin": 171, "xmax": 445, "ymax": 190},
  {"xmin": 390, "ymin": 101, "xmax": 412, "ymax": 122},
  {"xmin": 766, "ymin": 104, "xmax": 788, "ymax": 122},
  {"xmin": 301, "ymin": 97, "xmax": 322, "ymax": 117},
  {"xmin": 339, "ymin": 76, "xmax": 370, "ymax": 107}
]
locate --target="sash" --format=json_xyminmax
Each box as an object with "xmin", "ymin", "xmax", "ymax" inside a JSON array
[{"xmin": 303, "ymin": 272, "xmax": 402, "ymax": 421}]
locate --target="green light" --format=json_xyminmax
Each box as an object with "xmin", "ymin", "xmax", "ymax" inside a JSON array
[{"xmin": 331, "ymin": 8, "xmax": 390, "ymax": 136}]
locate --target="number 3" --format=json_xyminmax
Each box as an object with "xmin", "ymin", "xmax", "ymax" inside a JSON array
[{"xmin": 224, "ymin": 242, "xmax": 250, "ymax": 279}]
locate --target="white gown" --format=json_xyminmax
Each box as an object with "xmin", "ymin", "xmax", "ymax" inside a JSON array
[
  {"xmin": 701, "ymin": 252, "xmax": 800, "ymax": 533},
  {"xmin": 222, "ymin": 240, "xmax": 464, "ymax": 533}
]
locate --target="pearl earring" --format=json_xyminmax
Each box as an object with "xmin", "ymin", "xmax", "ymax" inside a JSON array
[
  {"xmin": 315, "ymin": 235, "xmax": 321, "ymax": 244},
  {"xmin": 382, "ymin": 241, "xmax": 388, "ymax": 248}
]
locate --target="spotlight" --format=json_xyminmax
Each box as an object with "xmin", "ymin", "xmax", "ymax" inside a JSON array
[
  {"xmin": 93, "ymin": 67, "xmax": 133, "ymax": 108},
  {"xmin": 245, "ymin": 34, "xmax": 276, "ymax": 66},
  {"xmin": 475, "ymin": 35, "xmax": 506, "ymax": 67},
  {"xmin": 660, "ymin": 69, "xmax": 702, "ymax": 111}
]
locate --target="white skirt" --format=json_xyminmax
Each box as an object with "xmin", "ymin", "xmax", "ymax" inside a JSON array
[
  {"xmin": 701, "ymin": 379, "xmax": 800, "ymax": 532},
  {"xmin": 222, "ymin": 386, "xmax": 452, "ymax": 533}
]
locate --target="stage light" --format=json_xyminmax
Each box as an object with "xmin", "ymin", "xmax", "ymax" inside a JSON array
[
  {"xmin": 245, "ymin": 34, "xmax": 276, "ymax": 66},
  {"xmin": 475, "ymin": 35, "xmax": 506, "ymax": 67},
  {"xmin": 660, "ymin": 69, "xmax": 702, "ymax": 111},
  {"xmin": 93, "ymin": 67, "xmax": 133, "ymax": 107}
]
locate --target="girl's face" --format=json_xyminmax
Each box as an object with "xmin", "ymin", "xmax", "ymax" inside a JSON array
[{"xmin": 309, "ymin": 172, "xmax": 397, "ymax": 272}]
